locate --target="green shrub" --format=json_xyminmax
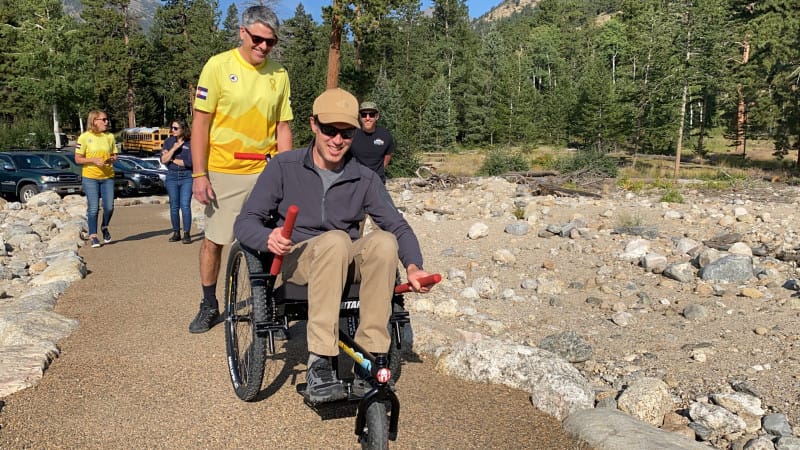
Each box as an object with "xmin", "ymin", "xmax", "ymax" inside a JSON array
[
  {"xmin": 617, "ymin": 176, "xmax": 645, "ymax": 193},
  {"xmin": 661, "ymin": 188, "xmax": 684, "ymax": 203},
  {"xmin": 0, "ymin": 119, "xmax": 57, "ymax": 150},
  {"xmin": 386, "ymin": 145, "xmax": 420, "ymax": 178},
  {"xmin": 553, "ymin": 150, "xmax": 618, "ymax": 177},
  {"xmin": 477, "ymin": 148, "xmax": 529, "ymax": 176}
]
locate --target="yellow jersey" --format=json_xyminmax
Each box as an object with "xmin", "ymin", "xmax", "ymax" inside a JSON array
[
  {"xmin": 76, "ymin": 131, "xmax": 117, "ymax": 179},
  {"xmin": 194, "ymin": 49, "xmax": 293, "ymax": 174}
]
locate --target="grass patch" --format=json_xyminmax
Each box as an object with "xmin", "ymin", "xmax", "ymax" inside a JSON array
[
  {"xmin": 617, "ymin": 176, "xmax": 645, "ymax": 193},
  {"xmin": 616, "ymin": 211, "xmax": 645, "ymax": 227},
  {"xmin": 551, "ymin": 150, "xmax": 618, "ymax": 177},
  {"xmin": 477, "ymin": 148, "xmax": 529, "ymax": 176},
  {"xmin": 660, "ymin": 188, "xmax": 684, "ymax": 203}
]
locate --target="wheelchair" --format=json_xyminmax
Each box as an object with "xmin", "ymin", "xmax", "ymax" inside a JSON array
[{"xmin": 223, "ymin": 225, "xmax": 439, "ymax": 449}]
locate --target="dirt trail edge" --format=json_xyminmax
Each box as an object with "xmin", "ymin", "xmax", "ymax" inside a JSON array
[{"xmin": 0, "ymin": 203, "xmax": 584, "ymax": 449}]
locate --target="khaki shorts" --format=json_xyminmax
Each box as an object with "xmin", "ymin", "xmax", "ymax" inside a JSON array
[{"xmin": 204, "ymin": 171, "xmax": 260, "ymax": 245}]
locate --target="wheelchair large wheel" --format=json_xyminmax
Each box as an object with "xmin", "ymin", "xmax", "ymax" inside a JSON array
[
  {"xmin": 224, "ymin": 242, "xmax": 268, "ymax": 401},
  {"xmin": 359, "ymin": 401, "xmax": 389, "ymax": 450}
]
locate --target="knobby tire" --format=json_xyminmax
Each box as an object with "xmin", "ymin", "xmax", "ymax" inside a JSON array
[{"xmin": 224, "ymin": 242, "xmax": 268, "ymax": 401}]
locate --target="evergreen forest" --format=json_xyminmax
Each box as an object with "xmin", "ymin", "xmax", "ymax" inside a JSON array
[{"xmin": 2, "ymin": 0, "xmax": 799, "ymax": 175}]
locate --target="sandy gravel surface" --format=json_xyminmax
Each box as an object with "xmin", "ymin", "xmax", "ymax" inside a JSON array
[{"xmin": 0, "ymin": 203, "xmax": 585, "ymax": 449}]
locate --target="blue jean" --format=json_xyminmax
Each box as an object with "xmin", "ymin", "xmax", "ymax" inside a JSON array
[
  {"xmin": 165, "ymin": 170, "xmax": 193, "ymax": 232},
  {"xmin": 82, "ymin": 177, "xmax": 115, "ymax": 236}
]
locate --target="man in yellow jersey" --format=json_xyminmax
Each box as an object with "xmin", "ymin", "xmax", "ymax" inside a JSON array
[{"xmin": 189, "ymin": 5, "xmax": 293, "ymax": 333}]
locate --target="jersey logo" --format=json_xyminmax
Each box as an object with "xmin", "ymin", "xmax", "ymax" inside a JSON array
[
  {"xmin": 229, "ymin": 74, "xmax": 239, "ymax": 82},
  {"xmin": 196, "ymin": 87, "xmax": 208, "ymax": 100},
  {"xmin": 373, "ymin": 138, "xmax": 385, "ymax": 146}
]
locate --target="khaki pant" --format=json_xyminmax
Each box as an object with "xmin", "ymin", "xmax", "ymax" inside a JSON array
[
  {"xmin": 204, "ymin": 171, "xmax": 260, "ymax": 245},
  {"xmin": 281, "ymin": 230, "xmax": 398, "ymax": 356}
]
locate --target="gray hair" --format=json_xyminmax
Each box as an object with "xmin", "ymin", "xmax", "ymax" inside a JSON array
[{"xmin": 242, "ymin": 5, "xmax": 279, "ymax": 35}]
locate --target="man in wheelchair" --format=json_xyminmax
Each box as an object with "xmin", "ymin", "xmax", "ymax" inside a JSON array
[{"xmin": 233, "ymin": 88, "xmax": 432, "ymax": 404}]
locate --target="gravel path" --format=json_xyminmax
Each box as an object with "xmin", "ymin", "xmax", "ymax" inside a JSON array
[{"xmin": 0, "ymin": 203, "xmax": 585, "ymax": 448}]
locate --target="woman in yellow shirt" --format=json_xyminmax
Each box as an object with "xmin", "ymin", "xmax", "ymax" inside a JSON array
[{"xmin": 75, "ymin": 110, "xmax": 118, "ymax": 248}]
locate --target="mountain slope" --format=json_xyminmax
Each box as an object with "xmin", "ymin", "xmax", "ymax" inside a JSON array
[{"xmin": 476, "ymin": 0, "xmax": 541, "ymax": 23}]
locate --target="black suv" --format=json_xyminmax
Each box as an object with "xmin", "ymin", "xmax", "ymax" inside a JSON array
[
  {"xmin": 0, "ymin": 152, "xmax": 82, "ymax": 203},
  {"xmin": 34, "ymin": 151, "xmax": 129, "ymax": 194}
]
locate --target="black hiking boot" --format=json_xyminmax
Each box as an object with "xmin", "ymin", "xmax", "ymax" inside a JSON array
[{"xmin": 169, "ymin": 230, "xmax": 181, "ymax": 242}]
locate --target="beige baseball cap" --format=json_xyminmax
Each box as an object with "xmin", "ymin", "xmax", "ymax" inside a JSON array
[{"xmin": 312, "ymin": 88, "xmax": 360, "ymax": 129}]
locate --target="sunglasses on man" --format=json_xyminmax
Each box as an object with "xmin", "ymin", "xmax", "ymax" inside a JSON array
[
  {"xmin": 316, "ymin": 119, "xmax": 356, "ymax": 139},
  {"xmin": 243, "ymin": 27, "xmax": 278, "ymax": 47},
  {"xmin": 360, "ymin": 111, "xmax": 377, "ymax": 118}
]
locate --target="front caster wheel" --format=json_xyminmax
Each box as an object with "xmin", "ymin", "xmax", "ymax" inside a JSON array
[{"xmin": 359, "ymin": 401, "xmax": 389, "ymax": 450}]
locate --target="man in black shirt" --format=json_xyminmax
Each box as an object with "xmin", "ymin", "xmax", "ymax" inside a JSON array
[{"xmin": 349, "ymin": 101, "xmax": 395, "ymax": 183}]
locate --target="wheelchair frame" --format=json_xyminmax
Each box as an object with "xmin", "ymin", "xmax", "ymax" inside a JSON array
[
  {"xmin": 223, "ymin": 239, "xmax": 438, "ymax": 447},
  {"xmin": 223, "ymin": 200, "xmax": 439, "ymax": 448}
]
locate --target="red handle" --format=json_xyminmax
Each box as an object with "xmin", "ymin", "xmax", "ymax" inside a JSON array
[
  {"xmin": 234, "ymin": 152, "xmax": 269, "ymax": 160},
  {"xmin": 394, "ymin": 273, "xmax": 441, "ymax": 294},
  {"xmin": 270, "ymin": 205, "xmax": 299, "ymax": 275}
]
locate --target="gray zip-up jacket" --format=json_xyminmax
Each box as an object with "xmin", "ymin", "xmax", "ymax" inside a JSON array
[{"xmin": 233, "ymin": 143, "xmax": 424, "ymax": 270}]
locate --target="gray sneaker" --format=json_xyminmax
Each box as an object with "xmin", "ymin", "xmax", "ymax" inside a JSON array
[{"xmin": 304, "ymin": 357, "xmax": 346, "ymax": 403}]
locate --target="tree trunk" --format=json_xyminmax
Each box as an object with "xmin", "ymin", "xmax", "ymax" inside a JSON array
[
  {"xmin": 326, "ymin": 0, "xmax": 342, "ymax": 89},
  {"xmin": 52, "ymin": 104, "xmax": 61, "ymax": 149},
  {"xmin": 188, "ymin": 82, "xmax": 195, "ymax": 116},
  {"xmin": 697, "ymin": 96, "xmax": 706, "ymax": 155},
  {"xmin": 674, "ymin": 28, "xmax": 691, "ymax": 178},
  {"xmin": 736, "ymin": 84, "xmax": 746, "ymax": 155},
  {"xmin": 736, "ymin": 37, "xmax": 750, "ymax": 155},
  {"xmin": 675, "ymin": 83, "xmax": 688, "ymax": 178},
  {"xmin": 122, "ymin": 3, "xmax": 135, "ymax": 127},
  {"xmin": 353, "ymin": 4, "xmax": 362, "ymax": 72}
]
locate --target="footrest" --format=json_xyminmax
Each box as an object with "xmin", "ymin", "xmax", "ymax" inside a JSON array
[{"xmin": 297, "ymin": 382, "xmax": 349, "ymax": 406}]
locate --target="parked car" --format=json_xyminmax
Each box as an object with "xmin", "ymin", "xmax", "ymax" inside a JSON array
[
  {"xmin": 137, "ymin": 156, "xmax": 168, "ymax": 172},
  {"xmin": 117, "ymin": 155, "xmax": 167, "ymax": 185},
  {"xmin": 112, "ymin": 159, "xmax": 164, "ymax": 196},
  {"xmin": 35, "ymin": 151, "xmax": 82, "ymax": 176},
  {"xmin": 0, "ymin": 152, "xmax": 82, "ymax": 203},
  {"xmin": 34, "ymin": 151, "xmax": 129, "ymax": 193}
]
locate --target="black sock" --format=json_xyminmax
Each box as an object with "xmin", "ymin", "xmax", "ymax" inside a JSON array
[{"xmin": 202, "ymin": 285, "xmax": 217, "ymax": 309}]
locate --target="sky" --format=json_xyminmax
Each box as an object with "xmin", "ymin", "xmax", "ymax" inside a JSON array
[{"xmin": 218, "ymin": 0, "xmax": 499, "ymax": 22}]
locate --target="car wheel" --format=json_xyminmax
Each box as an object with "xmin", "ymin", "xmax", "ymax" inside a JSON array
[{"xmin": 19, "ymin": 184, "xmax": 39, "ymax": 203}]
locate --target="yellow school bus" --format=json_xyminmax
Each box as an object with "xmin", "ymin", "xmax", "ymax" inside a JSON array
[{"xmin": 120, "ymin": 127, "xmax": 170, "ymax": 154}]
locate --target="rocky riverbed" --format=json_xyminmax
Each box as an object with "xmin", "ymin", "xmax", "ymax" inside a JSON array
[
  {"xmin": 387, "ymin": 176, "xmax": 799, "ymax": 450},
  {"xmin": 2, "ymin": 178, "xmax": 800, "ymax": 449}
]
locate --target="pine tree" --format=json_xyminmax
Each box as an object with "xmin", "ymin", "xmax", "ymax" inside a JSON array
[
  {"xmin": 282, "ymin": 4, "xmax": 327, "ymax": 142},
  {"xmin": 421, "ymin": 76, "xmax": 457, "ymax": 150},
  {"xmin": 79, "ymin": 0, "xmax": 148, "ymax": 128},
  {"xmin": 148, "ymin": 0, "xmax": 225, "ymax": 124},
  {"xmin": 8, "ymin": 0, "xmax": 85, "ymax": 143}
]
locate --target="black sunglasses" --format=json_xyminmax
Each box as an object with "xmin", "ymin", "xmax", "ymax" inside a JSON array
[
  {"xmin": 360, "ymin": 111, "xmax": 377, "ymax": 118},
  {"xmin": 243, "ymin": 27, "xmax": 277, "ymax": 47},
  {"xmin": 171, "ymin": 126, "xmax": 180, "ymax": 130},
  {"xmin": 316, "ymin": 120, "xmax": 356, "ymax": 139}
]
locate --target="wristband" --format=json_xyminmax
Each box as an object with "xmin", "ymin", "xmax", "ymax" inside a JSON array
[{"xmin": 192, "ymin": 172, "xmax": 208, "ymax": 178}]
